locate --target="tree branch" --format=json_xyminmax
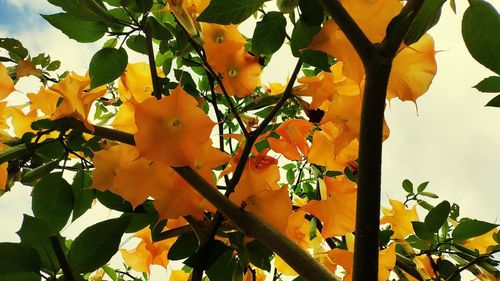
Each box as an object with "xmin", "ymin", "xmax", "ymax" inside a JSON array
[
  {"xmin": 52, "ymin": 117, "xmax": 339, "ymax": 281},
  {"xmin": 317, "ymin": 0, "xmax": 376, "ymax": 65},
  {"xmin": 50, "ymin": 235, "xmax": 74, "ymax": 281},
  {"xmin": 144, "ymin": 21, "xmax": 162, "ymax": 100}
]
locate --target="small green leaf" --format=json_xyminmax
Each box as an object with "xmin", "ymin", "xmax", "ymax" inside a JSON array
[
  {"xmin": 301, "ymin": 50, "xmax": 331, "ymax": 72},
  {"xmin": 452, "ymin": 219, "xmax": 497, "ymax": 241},
  {"xmin": 252, "ymin": 12, "xmax": 287, "ymax": 55},
  {"xmin": 46, "ymin": 60, "xmax": 61, "ymax": 71},
  {"xmin": 474, "ymin": 76, "xmax": 500, "ymax": 93},
  {"xmin": 17, "ymin": 215, "xmax": 63, "ymax": 273},
  {"xmin": 291, "ymin": 19, "xmax": 321, "ymax": 57},
  {"xmin": 32, "ymin": 173, "xmax": 74, "ymax": 231},
  {"xmin": 485, "ymin": 94, "xmax": 500, "ymax": 107},
  {"xmin": 197, "ymin": 0, "xmax": 264, "ymax": 24},
  {"xmin": 0, "ymin": 143, "xmax": 30, "ymax": 165},
  {"xmin": 436, "ymin": 259, "xmax": 459, "ymax": 281},
  {"xmin": 402, "ymin": 179, "xmax": 413, "ymax": 194},
  {"xmin": 42, "ymin": 13, "xmax": 107, "ymax": 43},
  {"xmin": 424, "ymin": 200, "xmax": 450, "ymax": 233},
  {"xmin": 89, "ymin": 47, "xmax": 128, "ymax": 88},
  {"xmin": 67, "ymin": 216, "xmax": 130, "ymax": 273},
  {"xmin": 462, "ymin": 0, "xmax": 500, "ymax": 75},
  {"xmin": 412, "ymin": 221, "xmax": 434, "ymax": 241},
  {"xmin": 299, "ymin": 0, "xmax": 323, "ymax": 26},
  {"xmin": 71, "ymin": 170, "xmax": 95, "ymax": 221},
  {"xmin": 405, "ymin": 0, "xmax": 447, "ymax": 45},
  {"xmin": 95, "ymin": 190, "xmax": 133, "ymax": 212},
  {"xmin": 126, "ymin": 35, "xmax": 148, "ymax": 55},
  {"xmin": 246, "ymin": 241, "xmax": 272, "ymax": 271},
  {"xmin": 420, "ymin": 191, "xmax": 439, "ymax": 198},
  {"xmin": 206, "ymin": 250, "xmax": 241, "ymax": 281},
  {"xmin": 379, "ymin": 229, "xmax": 394, "ymax": 247},
  {"xmin": 0, "ymin": 243, "xmax": 41, "ymax": 278},
  {"xmin": 0, "ymin": 38, "xmax": 29, "ymax": 60},
  {"xmin": 167, "ymin": 233, "xmax": 199, "ymax": 260},
  {"xmin": 417, "ymin": 181, "xmax": 429, "ymax": 193}
]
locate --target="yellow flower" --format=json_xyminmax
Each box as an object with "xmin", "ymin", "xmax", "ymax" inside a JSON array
[
  {"xmin": 268, "ymin": 119, "xmax": 313, "ymax": 160},
  {"xmin": 0, "ymin": 63, "xmax": 15, "ymax": 100},
  {"xmin": 380, "ymin": 199, "xmax": 419, "ymax": 239},
  {"xmin": 462, "ymin": 228, "xmax": 499, "ymax": 254},
  {"xmin": 134, "ymin": 85, "xmax": 215, "ymax": 166}
]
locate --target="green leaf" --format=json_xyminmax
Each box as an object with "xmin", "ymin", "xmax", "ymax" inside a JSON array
[
  {"xmin": 301, "ymin": 50, "xmax": 331, "ymax": 72},
  {"xmin": 462, "ymin": 0, "xmax": 500, "ymax": 75},
  {"xmin": 89, "ymin": 47, "xmax": 128, "ymax": 88},
  {"xmin": 452, "ymin": 219, "xmax": 497, "ymax": 241},
  {"xmin": 42, "ymin": 13, "xmax": 107, "ymax": 43},
  {"xmin": 0, "ymin": 143, "xmax": 30, "ymax": 165},
  {"xmin": 417, "ymin": 181, "xmax": 429, "ymax": 193},
  {"xmin": 291, "ymin": 19, "xmax": 321, "ymax": 57},
  {"xmin": 298, "ymin": 0, "xmax": 324, "ymax": 26},
  {"xmin": 424, "ymin": 200, "xmax": 450, "ymax": 233},
  {"xmin": 412, "ymin": 221, "xmax": 434, "ymax": 241},
  {"xmin": 246, "ymin": 241, "xmax": 272, "ymax": 271},
  {"xmin": 46, "ymin": 60, "xmax": 61, "ymax": 71},
  {"xmin": 252, "ymin": 12, "xmax": 287, "ymax": 55},
  {"xmin": 71, "ymin": 170, "xmax": 95, "ymax": 221},
  {"xmin": 167, "ymin": 233, "xmax": 199, "ymax": 260},
  {"xmin": 21, "ymin": 159, "xmax": 60, "ymax": 183},
  {"xmin": 379, "ymin": 229, "xmax": 394, "ymax": 247},
  {"xmin": 420, "ymin": 191, "xmax": 439, "ymax": 198},
  {"xmin": 197, "ymin": 0, "xmax": 264, "ymax": 24},
  {"xmin": 405, "ymin": 0, "xmax": 447, "ymax": 45},
  {"xmin": 206, "ymin": 250, "xmax": 241, "ymax": 281},
  {"xmin": 32, "ymin": 173, "xmax": 74, "ymax": 231},
  {"xmin": 95, "ymin": 190, "xmax": 133, "ymax": 212},
  {"xmin": 474, "ymin": 76, "xmax": 500, "ymax": 92},
  {"xmin": 0, "ymin": 243, "xmax": 41, "ymax": 278},
  {"xmin": 0, "ymin": 38, "xmax": 29, "ymax": 60},
  {"xmin": 67, "ymin": 216, "xmax": 130, "ymax": 273},
  {"xmin": 485, "ymin": 94, "xmax": 500, "ymax": 107},
  {"xmin": 17, "ymin": 215, "xmax": 62, "ymax": 273},
  {"xmin": 148, "ymin": 17, "xmax": 173, "ymax": 41},
  {"xmin": 436, "ymin": 259, "xmax": 459, "ymax": 281},
  {"xmin": 402, "ymin": 179, "xmax": 413, "ymax": 194},
  {"xmin": 126, "ymin": 35, "xmax": 148, "ymax": 55}
]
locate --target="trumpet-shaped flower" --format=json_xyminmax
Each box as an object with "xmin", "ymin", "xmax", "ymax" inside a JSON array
[
  {"xmin": 380, "ymin": 199, "xmax": 419, "ymax": 239},
  {"xmin": 0, "ymin": 63, "xmax": 15, "ymax": 99},
  {"xmin": 134, "ymin": 85, "xmax": 215, "ymax": 166},
  {"xmin": 268, "ymin": 119, "xmax": 313, "ymax": 160}
]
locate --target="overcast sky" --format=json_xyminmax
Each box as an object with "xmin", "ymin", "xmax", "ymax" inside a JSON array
[{"xmin": 0, "ymin": 0, "xmax": 498, "ymax": 279}]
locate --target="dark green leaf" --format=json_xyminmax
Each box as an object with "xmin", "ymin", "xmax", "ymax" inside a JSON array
[
  {"xmin": 300, "ymin": 50, "xmax": 331, "ymax": 72},
  {"xmin": 298, "ymin": 0, "xmax": 323, "ymax": 26},
  {"xmin": 437, "ymin": 259, "xmax": 460, "ymax": 281},
  {"xmin": 485, "ymin": 94, "xmax": 500, "ymax": 107},
  {"xmin": 402, "ymin": 179, "xmax": 413, "ymax": 194},
  {"xmin": 252, "ymin": 12, "xmax": 287, "ymax": 55},
  {"xmin": 420, "ymin": 191, "xmax": 439, "ymax": 198},
  {"xmin": 412, "ymin": 221, "xmax": 434, "ymax": 241},
  {"xmin": 32, "ymin": 173, "xmax": 74, "ymax": 231},
  {"xmin": 17, "ymin": 215, "xmax": 62, "ymax": 272},
  {"xmin": 246, "ymin": 241, "xmax": 272, "ymax": 271},
  {"xmin": 42, "ymin": 13, "xmax": 107, "ymax": 43},
  {"xmin": 167, "ymin": 233, "xmax": 199, "ymax": 260},
  {"xmin": 67, "ymin": 216, "xmax": 131, "ymax": 273},
  {"xmin": 184, "ymin": 240, "xmax": 229, "ymax": 269},
  {"xmin": 452, "ymin": 219, "xmax": 497, "ymax": 241},
  {"xmin": 197, "ymin": 0, "xmax": 264, "ymax": 24},
  {"xmin": 21, "ymin": 159, "xmax": 60, "ymax": 183},
  {"xmin": 379, "ymin": 229, "xmax": 394, "ymax": 247},
  {"xmin": 0, "ymin": 143, "xmax": 30, "ymax": 165},
  {"xmin": 450, "ymin": 203, "xmax": 460, "ymax": 220},
  {"xmin": 71, "ymin": 170, "xmax": 95, "ymax": 221},
  {"xmin": 462, "ymin": 0, "xmax": 500, "ymax": 74},
  {"xmin": 291, "ymin": 20, "xmax": 321, "ymax": 57},
  {"xmin": 424, "ymin": 200, "xmax": 450, "ymax": 233},
  {"xmin": 95, "ymin": 190, "xmax": 133, "ymax": 212},
  {"xmin": 474, "ymin": 76, "xmax": 500, "ymax": 92},
  {"xmin": 417, "ymin": 181, "xmax": 429, "ymax": 193},
  {"xmin": 405, "ymin": 0, "xmax": 447, "ymax": 45},
  {"xmin": 206, "ymin": 250, "xmax": 241, "ymax": 281},
  {"xmin": 125, "ymin": 201, "xmax": 158, "ymax": 233},
  {"xmin": 46, "ymin": 60, "xmax": 61, "ymax": 71},
  {"xmin": 47, "ymin": 0, "xmax": 102, "ymax": 21},
  {"xmin": 0, "ymin": 38, "xmax": 29, "ymax": 60},
  {"xmin": 89, "ymin": 47, "xmax": 128, "ymax": 88},
  {"xmin": 126, "ymin": 35, "xmax": 148, "ymax": 55},
  {"xmin": 0, "ymin": 272, "xmax": 39, "ymax": 281},
  {"xmin": 148, "ymin": 17, "xmax": 172, "ymax": 40},
  {"xmin": 286, "ymin": 169, "xmax": 295, "ymax": 185},
  {"xmin": 406, "ymin": 235, "xmax": 430, "ymax": 250},
  {"xmin": 0, "ymin": 243, "xmax": 41, "ymax": 277}
]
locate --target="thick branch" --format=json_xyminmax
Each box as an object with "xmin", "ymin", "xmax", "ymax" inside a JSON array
[
  {"xmin": 318, "ymin": 0, "xmax": 375, "ymax": 65},
  {"xmin": 144, "ymin": 21, "xmax": 162, "ymax": 100},
  {"xmin": 54, "ymin": 118, "xmax": 338, "ymax": 281}
]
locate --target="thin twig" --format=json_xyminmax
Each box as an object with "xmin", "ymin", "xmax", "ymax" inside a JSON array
[{"xmin": 50, "ymin": 235, "xmax": 74, "ymax": 281}]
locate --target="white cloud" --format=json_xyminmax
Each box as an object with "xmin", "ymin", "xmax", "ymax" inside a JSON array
[{"xmin": 5, "ymin": 0, "xmax": 56, "ymax": 13}]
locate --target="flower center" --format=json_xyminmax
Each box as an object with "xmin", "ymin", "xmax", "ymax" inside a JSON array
[
  {"xmin": 228, "ymin": 69, "xmax": 238, "ymax": 78},
  {"xmin": 163, "ymin": 118, "xmax": 182, "ymax": 134}
]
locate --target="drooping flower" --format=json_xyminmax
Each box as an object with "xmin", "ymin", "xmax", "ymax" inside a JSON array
[
  {"xmin": 0, "ymin": 63, "xmax": 15, "ymax": 100},
  {"xmin": 380, "ymin": 199, "xmax": 419, "ymax": 239},
  {"xmin": 462, "ymin": 228, "xmax": 499, "ymax": 254},
  {"xmin": 268, "ymin": 119, "xmax": 313, "ymax": 160},
  {"xmin": 302, "ymin": 176, "xmax": 357, "ymax": 237},
  {"xmin": 50, "ymin": 72, "xmax": 106, "ymax": 130},
  {"xmin": 134, "ymin": 85, "xmax": 215, "ymax": 166},
  {"xmin": 118, "ymin": 63, "xmax": 155, "ymax": 103}
]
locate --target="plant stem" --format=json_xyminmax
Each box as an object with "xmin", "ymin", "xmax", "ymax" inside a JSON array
[{"xmin": 50, "ymin": 235, "xmax": 74, "ymax": 281}]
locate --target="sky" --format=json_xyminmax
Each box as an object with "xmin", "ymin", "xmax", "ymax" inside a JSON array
[{"xmin": 0, "ymin": 0, "xmax": 499, "ymax": 279}]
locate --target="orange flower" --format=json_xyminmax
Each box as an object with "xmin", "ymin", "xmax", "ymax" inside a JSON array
[
  {"xmin": 50, "ymin": 72, "xmax": 106, "ymax": 130},
  {"xmin": 118, "ymin": 63, "xmax": 155, "ymax": 103},
  {"xmin": 112, "ymin": 101, "xmax": 137, "ymax": 134},
  {"xmin": 268, "ymin": 119, "xmax": 313, "ymax": 160},
  {"xmin": 134, "ymin": 85, "xmax": 215, "ymax": 166},
  {"xmin": 27, "ymin": 87, "xmax": 60, "ymax": 116},
  {"xmin": 8, "ymin": 108, "xmax": 39, "ymax": 137},
  {"xmin": 387, "ymin": 34, "xmax": 437, "ymax": 103},
  {"xmin": 202, "ymin": 23, "xmax": 246, "ymax": 57},
  {"xmin": 462, "ymin": 228, "xmax": 499, "ymax": 254},
  {"xmin": 380, "ymin": 199, "xmax": 419, "ymax": 239},
  {"xmin": 245, "ymin": 187, "xmax": 292, "ymax": 233},
  {"xmin": 0, "ymin": 63, "xmax": 15, "ymax": 100},
  {"xmin": 0, "ymin": 143, "xmax": 8, "ymax": 190},
  {"xmin": 302, "ymin": 177, "xmax": 357, "ymax": 237}
]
